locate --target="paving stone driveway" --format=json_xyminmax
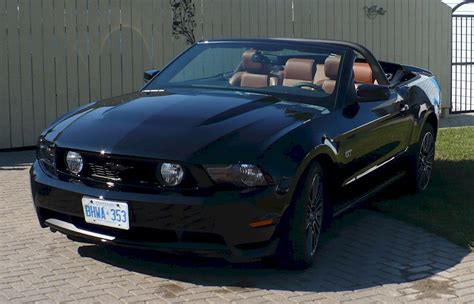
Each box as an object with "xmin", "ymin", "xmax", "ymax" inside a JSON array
[{"xmin": 1, "ymin": 150, "xmax": 473, "ymax": 303}]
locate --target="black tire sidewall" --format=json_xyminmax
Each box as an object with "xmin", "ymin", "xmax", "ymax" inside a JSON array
[
  {"xmin": 275, "ymin": 161, "xmax": 328, "ymax": 268},
  {"xmin": 408, "ymin": 124, "xmax": 435, "ymax": 193}
]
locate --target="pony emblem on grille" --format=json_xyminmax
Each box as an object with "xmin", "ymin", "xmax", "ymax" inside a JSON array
[{"xmin": 89, "ymin": 162, "xmax": 134, "ymax": 182}]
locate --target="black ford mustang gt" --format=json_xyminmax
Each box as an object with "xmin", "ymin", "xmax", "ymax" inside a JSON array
[{"xmin": 31, "ymin": 39, "xmax": 440, "ymax": 268}]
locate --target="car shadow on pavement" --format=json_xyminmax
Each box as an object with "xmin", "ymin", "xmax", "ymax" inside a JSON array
[
  {"xmin": 78, "ymin": 208, "xmax": 469, "ymax": 293},
  {"xmin": 440, "ymin": 113, "xmax": 474, "ymax": 128},
  {"xmin": 0, "ymin": 150, "xmax": 35, "ymax": 169}
]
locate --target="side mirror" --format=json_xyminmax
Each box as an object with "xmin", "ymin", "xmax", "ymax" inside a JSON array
[
  {"xmin": 357, "ymin": 84, "xmax": 391, "ymax": 102},
  {"xmin": 144, "ymin": 69, "xmax": 160, "ymax": 83}
]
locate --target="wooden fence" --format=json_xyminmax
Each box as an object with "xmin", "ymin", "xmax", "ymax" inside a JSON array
[{"xmin": 0, "ymin": 0, "xmax": 452, "ymax": 149}]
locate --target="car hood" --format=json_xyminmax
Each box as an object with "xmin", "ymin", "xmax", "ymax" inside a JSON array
[{"xmin": 44, "ymin": 88, "xmax": 329, "ymax": 163}]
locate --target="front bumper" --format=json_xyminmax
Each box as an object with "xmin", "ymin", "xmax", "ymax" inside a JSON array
[{"xmin": 30, "ymin": 161, "xmax": 289, "ymax": 262}]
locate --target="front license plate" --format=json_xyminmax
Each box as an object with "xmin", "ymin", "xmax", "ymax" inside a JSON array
[{"xmin": 81, "ymin": 197, "xmax": 130, "ymax": 230}]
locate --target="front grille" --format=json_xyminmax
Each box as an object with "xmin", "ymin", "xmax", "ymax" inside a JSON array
[
  {"xmin": 55, "ymin": 148, "xmax": 204, "ymax": 193},
  {"xmin": 57, "ymin": 149, "xmax": 160, "ymax": 188},
  {"xmin": 89, "ymin": 163, "xmax": 122, "ymax": 181},
  {"xmin": 139, "ymin": 204, "xmax": 211, "ymax": 230}
]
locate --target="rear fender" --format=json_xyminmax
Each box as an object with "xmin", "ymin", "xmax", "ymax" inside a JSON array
[{"xmin": 405, "ymin": 78, "xmax": 440, "ymax": 145}]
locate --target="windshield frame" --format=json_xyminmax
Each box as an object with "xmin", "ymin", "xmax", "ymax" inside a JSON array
[{"xmin": 142, "ymin": 39, "xmax": 352, "ymax": 110}]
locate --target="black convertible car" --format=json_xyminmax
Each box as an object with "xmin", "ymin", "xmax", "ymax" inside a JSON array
[{"xmin": 31, "ymin": 39, "xmax": 440, "ymax": 268}]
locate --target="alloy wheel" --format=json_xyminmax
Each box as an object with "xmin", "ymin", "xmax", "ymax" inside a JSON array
[
  {"xmin": 305, "ymin": 173, "xmax": 324, "ymax": 257},
  {"xmin": 417, "ymin": 131, "xmax": 435, "ymax": 191}
]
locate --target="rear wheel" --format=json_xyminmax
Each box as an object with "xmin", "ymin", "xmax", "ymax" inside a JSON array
[
  {"xmin": 274, "ymin": 162, "xmax": 330, "ymax": 269},
  {"xmin": 406, "ymin": 124, "xmax": 436, "ymax": 193}
]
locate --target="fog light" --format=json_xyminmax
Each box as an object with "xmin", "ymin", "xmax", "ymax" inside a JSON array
[
  {"xmin": 160, "ymin": 163, "xmax": 184, "ymax": 186},
  {"xmin": 66, "ymin": 151, "xmax": 83, "ymax": 174}
]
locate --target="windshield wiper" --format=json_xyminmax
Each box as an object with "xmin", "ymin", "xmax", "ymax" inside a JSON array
[
  {"xmin": 141, "ymin": 89, "xmax": 166, "ymax": 93},
  {"xmin": 187, "ymin": 84, "xmax": 272, "ymax": 95}
]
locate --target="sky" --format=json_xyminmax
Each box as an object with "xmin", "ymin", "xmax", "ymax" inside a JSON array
[{"xmin": 444, "ymin": 0, "xmax": 474, "ymax": 13}]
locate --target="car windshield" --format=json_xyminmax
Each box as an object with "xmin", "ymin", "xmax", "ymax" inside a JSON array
[{"xmin": 145, "ymin": 41, "xmax": 345, "ymax": 107}]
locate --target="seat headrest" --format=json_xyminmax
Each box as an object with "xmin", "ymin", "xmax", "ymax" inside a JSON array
[
  {"xmin": 284, "ymin": 58, "xmax": 315, "ymax": 81},
  {"xmin": 240, "ymin": 73, "xmax": 269, "ymax": 88},
  {"xmin": 324, "ymin": 56, "xmax": 341, "ymax": 80},
  {"xmin": 242, "ymin": 50, "xmax": 271, "ymax": 74},
  {"xmin": 353, "ymin": 62, "xmax": 373, "ymax": 84}
]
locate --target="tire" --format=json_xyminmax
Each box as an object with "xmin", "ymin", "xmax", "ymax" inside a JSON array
[
  {"xmin": 274, "ymin": 161, "xmax": 331, "ymax": 269},
  {"xmin": 406, "ymin": 123, "xmax": 436, "ymax": 193}
]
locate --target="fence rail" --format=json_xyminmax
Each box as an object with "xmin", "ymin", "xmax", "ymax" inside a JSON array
[{"xmin": 0, "ymin": 0, "xmax": 452, "ymax": 149}]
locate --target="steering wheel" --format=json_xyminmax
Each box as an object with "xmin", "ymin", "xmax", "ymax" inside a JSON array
[{"xmin": 292, "ymin": 82, "xmax": 326, "ymax": 93}]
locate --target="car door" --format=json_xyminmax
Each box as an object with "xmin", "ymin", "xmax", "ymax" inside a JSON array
[{"xmin": 341, "ymin": 88, "xmax": 414, "ymax": 186}]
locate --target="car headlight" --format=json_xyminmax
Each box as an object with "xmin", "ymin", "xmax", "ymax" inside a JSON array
[
  {"xmin": 65, "ymin": 151, "xmax": 84, "ymax": 174},
  {"xmin": 206, "ymin": 164, "xmax": 269, "ymax": 187},
  {"xmin": 160, "ymin": 163, "xmax": 184, "ymax": 186},
  {"xmin": 37, "ymin": 137, "xmax": 56, "ymax": 175}
]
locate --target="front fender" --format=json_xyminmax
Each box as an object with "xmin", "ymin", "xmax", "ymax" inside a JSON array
[
  {"xmin": 260, "ymin": 139, "xmax": 340, "ymax": 223},
  {"xmin": 287, "ymin": 144, "xmax": 339, "ymax": 196}
]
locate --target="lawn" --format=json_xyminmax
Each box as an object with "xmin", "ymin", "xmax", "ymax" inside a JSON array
[{"xmin": 371, "ymin": 126, "xmax": 474, "ymax": 249}]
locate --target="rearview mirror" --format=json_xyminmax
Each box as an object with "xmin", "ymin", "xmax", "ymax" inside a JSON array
[
  {"xmin": 357, "ymin": 84, "xmax": 391, "ymax": 102},
  {"xmin": 144, "ymin": 69, "xmax": 160, "ymax": 83}
]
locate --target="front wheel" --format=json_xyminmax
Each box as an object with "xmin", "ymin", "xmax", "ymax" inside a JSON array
[
  {"xmin": 406, "ymin": 124, "xmax": 436, "ymax": 193},
  {"xmin": 274, "ymin": 162, "xmax": 330, "ymax": 269}
]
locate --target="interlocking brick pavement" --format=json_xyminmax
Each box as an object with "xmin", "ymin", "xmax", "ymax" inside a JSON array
[{"xmin": 1, "ymin": 150, "xmax": 473, "ymax": 303}]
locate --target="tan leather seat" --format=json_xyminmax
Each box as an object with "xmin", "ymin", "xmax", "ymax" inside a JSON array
[
  {"xmin": 313, "ymin": 64, "xmax": 328, "ymax": 86},
  {"xmin": 282, "ymin": 58, "xmax": 315, "ymax": 86},
  {"xmin": 269, "ymin": 69, "xmax": 284, "ymax": 86},
  {"xmin": 229, "ymin": 50, "xmax": 272, "ymax": 88},
  {"xmin": 353, "ymin": 62, "xmax": 373, "ymax": 87},
  {"xmin": 313, "ymin": 57, "xmax": 375, "ymax": 94},
  {"xmin": 320, "ymin": 56, "xmax": 341, "ymax": 94},
  {"xmin": 240, "ymin": 73, "xmax": 269, "ymax": 87}
]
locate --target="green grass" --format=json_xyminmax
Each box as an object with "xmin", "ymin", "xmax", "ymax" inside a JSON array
[{"xmin": 371, "ymin": 127, "xmax": 474, "ymax": 249}]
